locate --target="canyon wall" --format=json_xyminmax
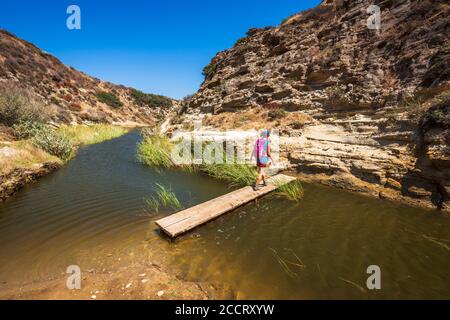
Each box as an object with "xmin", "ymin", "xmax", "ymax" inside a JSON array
[{"xmin": 183, "ymin": 0, "xmax": 450, "ymax": 211}]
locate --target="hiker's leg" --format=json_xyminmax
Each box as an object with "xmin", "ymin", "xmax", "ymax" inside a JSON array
[
  {"xmin": 261, "ymin": 167, "xmax": 267, "ymax": 185},
  {"xmin": 255, "ymin": 167, "xmax": 262, "ymax": 185}
]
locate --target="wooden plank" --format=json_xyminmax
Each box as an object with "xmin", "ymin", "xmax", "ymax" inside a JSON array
[{"xmin": 155, "ymin": 174, "xmax": 296, "ymax": 238}]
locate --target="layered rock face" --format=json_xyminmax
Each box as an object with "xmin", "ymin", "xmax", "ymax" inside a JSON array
[
  {"xmin": 186, "ymin": 0, "xmax": 450, "ymax": 211},
  {"xmin": 0, "ymin": 30, "xmax": 172, "ymax": 125}
]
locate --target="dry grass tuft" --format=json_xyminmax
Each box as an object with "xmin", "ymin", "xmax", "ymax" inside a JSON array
[{"xmin": 0, "ymin": 141, "xmax": 61, "ymax": 174}]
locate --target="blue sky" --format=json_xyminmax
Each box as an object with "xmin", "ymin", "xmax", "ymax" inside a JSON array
[{"xmin": 1, "ymin": 0, "xmax": 321, "ymax": 99}]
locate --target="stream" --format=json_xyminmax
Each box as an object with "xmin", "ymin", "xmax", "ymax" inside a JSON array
[{"xmin": 0, "ymin": 131, "xmax": 449, "ymax": 299}]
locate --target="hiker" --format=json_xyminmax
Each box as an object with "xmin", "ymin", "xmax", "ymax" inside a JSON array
[{"xmin": 252, "ymin": 129, "xmax": 273, "ymax": 191}]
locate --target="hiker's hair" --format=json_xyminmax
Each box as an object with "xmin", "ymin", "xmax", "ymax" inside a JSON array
[{"xmin": 260, "ymin": 129, "xmax": 270, "ymax": 138}]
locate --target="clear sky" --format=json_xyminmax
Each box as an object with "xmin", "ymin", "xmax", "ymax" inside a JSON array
[{"xmin": 1, "ymin": 0, "xmax": 321, "ymax": 99}]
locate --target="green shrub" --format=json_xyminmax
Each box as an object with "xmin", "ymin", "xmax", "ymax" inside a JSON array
[
  {"xmin": 291, "ymin": 121, "xmax": 304, "ymax": 130},
  {"xmin": 0, "ymin": 82, "xmax": 51, "ymax": 126},
  {"xmin": 130, "ymin": 89, "xmax": 172, "ymax": 109},
  {"xmin": 268, "ymin": 109, "xmax": 287, "ymax": 120},
  {"xmin": 96, "ymin": 91, "xmax": 123, "ymax": 108},
  {"xmin": 202, "ymin": 63, "xmax": 217, "ymax": 80},
  {"xmin": 13, "ymin": 121, "xmax": 46, "ymax": 139},
  {"xmin": 31, "ymin": 127, "xmax": 74, "ymax": 161}
]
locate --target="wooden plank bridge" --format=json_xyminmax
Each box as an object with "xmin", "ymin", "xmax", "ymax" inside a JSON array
[{"xmin": 155, "ymin": 174, "xmax": 296, "ymax": 238}]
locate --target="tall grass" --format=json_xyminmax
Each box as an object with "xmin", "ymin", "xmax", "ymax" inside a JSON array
[
  {"xmin": 201, "ymin": 163, "xmax": 257, "ymax": 188},
  {"xmin": 137, "ymin": 135, "xmax": 174, "ymax": 170},
  {"xmin": 57, "ymin": 124, "xmax": 128, "ymax": 146},
  {"xmin": 136, "ymin": 133, "xmax": 303, "ymax": 201},
  {"xmin": 145, "ymin": 184, "xmax": 182, "ymax": 213},
  {"xmin": 276, "ymin": 181, "xmax": 304, "ymax": 201}
]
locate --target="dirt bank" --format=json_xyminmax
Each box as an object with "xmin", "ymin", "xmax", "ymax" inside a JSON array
[{"xmin": 0, "ymin": 162, "xmax": 62, "ymax": 202}]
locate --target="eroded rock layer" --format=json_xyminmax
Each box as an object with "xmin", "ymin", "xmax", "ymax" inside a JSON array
[{"xmin": 185, "ymin": 0, "xmax": 450, "ymax": 211}]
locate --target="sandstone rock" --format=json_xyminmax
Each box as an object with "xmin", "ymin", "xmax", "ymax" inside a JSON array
[{"xmin": 181, "ymin": 0, "xmax": 449, "ymax": 211}]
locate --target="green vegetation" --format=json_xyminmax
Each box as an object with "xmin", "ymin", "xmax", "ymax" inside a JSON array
[
  {"xmin": 57, "ymin": 124, "xmax": 128, "ymax": 146},
  {"xmin": 13, "ymin": 121, "xmax": 47, "ymax": 139},
  {"xmin": 137, "ymin": 135, "xmax": 256, "ymax": 186},
  {"xmin": 1, "ymin": 83, "xmax": 129, "ymax": 172},
  {"xmin": 137, "ymin": 135, "xmax": 174, "ymax": 170},
  {"xmin": 11, "ymin": 120, "xmax": 74, "ymax": 161},
  {"xmin": 268, "ymin": 109, "xmax": 287, "ymax": 120},
  {"xmin": 145, "ymin": 184, "xmax": 182, "ymax": 213},
  {"xmin": 96, "ymin": 91, "xmax": 123, "ymax": 108},
  {"xmin": 0, "ymin": 82, "xmax": 51, "ymax": 127},
  {"xmin": 276, "ymin": 181, "xmax": 304, "ymax": 202},
  {"xmin": 202, "ymin": 162, "xmax": 257, "ymax": 188},
  {"xmin": 137, "ymin": 134, "xmax": 303, "ymax": 201},
  {"xmin": 202, "ymin": 63, "xmax": 217, "ymax": 80},
  {"xmin": 130, "ymin": 89, "xmax": 172, "ymax": 109},
  {"xmin": 420, "ymin": 97, "xmax": 450, "ymax": 132},
  {"xmin": 13, "ymin": 122, "xmax": 127, "ymax": 162},
  {"xmin": 31, "ymin": 127, "xmax": 74, "ymax": 161},
  {"xmin": 327, "ymin": 84, "xmax": 345, "ymax": 100}
]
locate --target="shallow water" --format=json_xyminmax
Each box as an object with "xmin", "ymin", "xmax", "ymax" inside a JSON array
[{"xmin": 0, "ymin": 131, "xmax": 449, "ymax": 299}]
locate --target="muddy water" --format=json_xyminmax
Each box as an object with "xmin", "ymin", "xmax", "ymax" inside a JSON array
[{"xmin": 0, "ymin": 131, "xmax": 449, "ymax": 299}]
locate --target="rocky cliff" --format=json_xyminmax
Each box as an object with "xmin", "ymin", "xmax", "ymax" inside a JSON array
[
  {"xmin": 0, "ymin": 30, "xmax": 173, "ymax": 125},
  {"xmin": 182, "ymin": 0, "xmax": 450, "ymax": 211}
]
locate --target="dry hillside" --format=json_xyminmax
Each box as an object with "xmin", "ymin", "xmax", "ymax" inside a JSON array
[{"xmin": 0, "ymin": 29, "xmax": 174, "ymax": 125}]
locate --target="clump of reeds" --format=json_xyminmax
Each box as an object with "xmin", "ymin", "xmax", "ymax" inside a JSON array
[
  {"xmin": 145, "ymin": 183, "xmax": 182, "ymax": 213},
  {"xmin": 137, "ymin": 135, "xmax": 174, "ymax": 170},
  {"xmin": 137, "ymin": 133, "xmax": 303, "ymax": 201},
  {"xmin": 275, "ymin": 180, "xmax": 304, "ymax": 201},
  {"xmin": 201, "ymin": 162, "xmax": 257, "ymax": 187}
]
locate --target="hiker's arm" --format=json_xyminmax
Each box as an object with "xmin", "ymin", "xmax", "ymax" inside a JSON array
[{"xmin": 268, "ymin": 144, "xmax": 273, "ymax": 162}]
